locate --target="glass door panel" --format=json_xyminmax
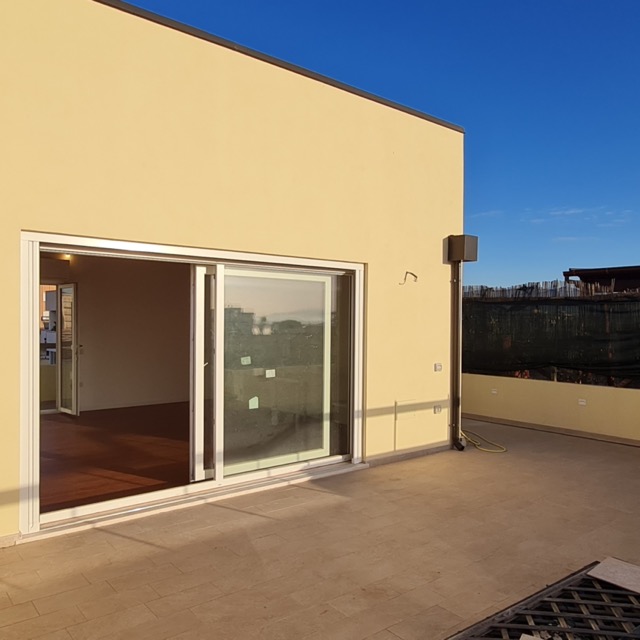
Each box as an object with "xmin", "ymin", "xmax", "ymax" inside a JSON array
[
  {"xmin": 56, "ymin": 283, "xmax": 78, "ymax": 415},
  {"xmin": 223, "ymin": 270, "xmax": 331, "ymax": 475}
]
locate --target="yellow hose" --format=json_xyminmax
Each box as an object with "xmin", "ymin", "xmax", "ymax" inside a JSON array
[{"xmin": 461, "ymin": 429, "xmax": 507, "ymax": 453}]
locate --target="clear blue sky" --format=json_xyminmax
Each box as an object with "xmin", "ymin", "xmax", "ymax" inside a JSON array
[{"xmin": 125, "ymin": 0, "xmax": 640, "ymax": 286}]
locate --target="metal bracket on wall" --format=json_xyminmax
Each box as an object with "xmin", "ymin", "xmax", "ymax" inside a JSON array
[{"xmin": 399, "ymin": 271, "xmax": 418, "ymax": 285}]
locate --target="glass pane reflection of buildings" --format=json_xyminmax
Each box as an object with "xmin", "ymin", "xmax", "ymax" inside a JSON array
[{"xmin": 223, "ymin": 271, "xmax": 352, "ymax": 475}]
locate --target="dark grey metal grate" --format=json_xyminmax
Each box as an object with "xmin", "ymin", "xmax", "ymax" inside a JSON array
[{"xmin": 447, "ymin": 563, "xmax": 640, "ymax": 640}]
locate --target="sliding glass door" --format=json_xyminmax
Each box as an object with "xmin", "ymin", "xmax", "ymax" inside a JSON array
[
  {"xmin": 223, "ymin": 269, "xmax": 332, "ymax": 475},
  {"xmin": 191, "ymin": 264, "xmax": 352, "ymax": 482},
  {"xmin": 24, "ymin": 234, "xmax": 361, "ymax": 533}
]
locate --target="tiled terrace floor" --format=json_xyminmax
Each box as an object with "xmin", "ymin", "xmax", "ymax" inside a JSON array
[{"xmin": 1, "ymin": 420, "xmax": 639, "ymax": 639}]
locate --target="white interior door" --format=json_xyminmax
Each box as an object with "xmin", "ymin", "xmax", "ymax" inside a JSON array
[{"xmin": 56, "ymin": 283, "xmax": 78, "ymax": 415}]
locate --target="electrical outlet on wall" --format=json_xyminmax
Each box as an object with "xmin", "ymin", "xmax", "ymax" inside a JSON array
[
  {"xmin": 491, "ymin": 388, "xmax": 498, "ymax": 395},
  {"xmin": 433, "ymin": 405, "xmax": 442, "ymax": 414},
  {"xmin": 578, "ymin": 398, "xmax": 587, "ymax": 406}
]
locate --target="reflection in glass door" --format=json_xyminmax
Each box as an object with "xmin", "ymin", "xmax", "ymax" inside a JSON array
[
  {"xmin": 191, "ymin": 263, "xmax": 352, "ymax": 483},
  {"xmin": 56, "ymin": 283, "xmax": 78, "ymax": 415},
  {"xmin": 223, "ymin": 270, "xmax": 331, "ymax": 475}
]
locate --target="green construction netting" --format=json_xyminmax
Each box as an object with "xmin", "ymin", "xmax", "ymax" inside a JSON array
[{"xmin": 462, "ymin": 297, "xmax": 640, "ymax": 387}]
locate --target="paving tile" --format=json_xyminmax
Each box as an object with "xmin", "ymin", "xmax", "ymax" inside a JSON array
[
  {"xmin": 0, "ymin": 590, "xmax": 14, "ymax": 610},
  {"xmin": 166, "ymin": 545, "xmax": 240, "ymax": 574},
  {"xmin": 36, "ymin": 552, "xmax": 117, "ymax": 583},
  {"xmin": 146, "ymin": 581, "xmax": 223, "ymax": 617},
  {"xmin": 364, "ymin": 631, "xmax": 404, "ymax": 640},
  {"xmin": 34, "ymin": 630, "xmax": 74, "ymax": 640},
  {"xmin": 149, "ymin": 565, "xmax": 219, "ymax": 597},
  {"xmin": 301, "ymin": 603, "xmax": 406, "ymax": 640},
  {"xmin": 0, "ymin": 560, "xmax": 48, "ymax": 588},
  {"xmin": 32, "ymin": 541, "xmax": 115, "ymax": 570},
  {"xmin": 34, "ymin": 581, "xmax": 116, "ymax": 615},
  {"xmin": 372, "ymin": 571, "xmax": 435, "ymax": 595},
  {"xmin": 105, "ymin": 563, "xmax": 182, "ymax": 592},
  {"xmin": 386, "ymin": 604, "xmax": 465, "ymax": 640},
  {"xmin": 328, "ymin": 582, "xmax": 402, "ymax": 616},
  {"xmin": 248, "ymin": 533, "xmax": 289, "ymax": 552},
  {"xmin": 249, "ymin": 567, "xmax": 321, "ymax": 601},
  {"xmin": 260, "ymin": 602, "xmax": 346, "ymax": 640},
  {"xmin": 77, "ymin": 585, "xmax": 159, "ymax": 620},
  {"xmin": 290, "ymin": 574, "xmax": 362, "ymax": 607},
  {"xmin": 144, "ymin": 541, "xmax": 210, "ymax": 566},
  {"xmin": 202, "ymin": 556, "xmax": 286, "ymax": 594},
  {"xmin": 190, "ymin": 589, "xmax": 299, "ymax": 625},
  {"xmin": 16, "ymin": 534, "xmax": 103, "ymax": 561},
  {"xmin": 1, "ymin": 606, "xmax": 85, "ymax": 640},
  {"xmin": 438, "ymin": 587, "xmax": 511, "ymax": 619},
  {"xmin": 0, "ymin": 548, "xmax": 22, "ymax": 566},
  {"xmin": 81, "ymin": 556, "xmax": 159, "ymax": 584},
  {"xmin": 318, "ymin": 552, "xmax": 411, "ymax": 587},
  {"xmin": 67, "ymin": 603, "xmax": 156, "ymax": 640},
  {"xmin": 102, "ymin": 610, "xmax": 200, "ymax": 640},
  {"xmin": 7, "ymin": 573, "xmax": 91, "ymax": 605},
  {"xmin": 0, "ymin": 600, "xmax": 39, "ymax": 627},
  {"xmin": 170, "ymin": 617, "xmax": 265, "ymax": 639},
  {"xmin": 389, "ymin": 583, "xmax": 445, "ymax": 611}
]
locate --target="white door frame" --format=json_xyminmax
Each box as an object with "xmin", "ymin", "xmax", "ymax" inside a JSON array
[
  {"xmin": 20, "ymin": 231, "xmax": 364, "ymax": 534},
  {"xmin": 20, "ymin": 238, "xmax": 41, "ymax": 535},
  {"xmin": 190, "ymin": 265, "xmax": 206, "ymax": 482},
  {"xmin": 190, "ymin": 264, "xmax": 226, "ymax": 483}
]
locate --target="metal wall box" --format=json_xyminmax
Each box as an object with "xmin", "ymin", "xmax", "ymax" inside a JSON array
[{"xmin": 448, "ymin": 234, "xmax": 478, "ymax": 262}]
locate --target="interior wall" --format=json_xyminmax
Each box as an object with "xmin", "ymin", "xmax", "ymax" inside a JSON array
[
  {"xmin": 69, "ymin": 255, "xmax": 190, "ymax": 411},
  {"xmin": 462, "ymin": 373, "xmax": 640, "ymax": 443},
  {"xmin": 40, "ymin": 256, "xmax": 71, "ymax": 282}
]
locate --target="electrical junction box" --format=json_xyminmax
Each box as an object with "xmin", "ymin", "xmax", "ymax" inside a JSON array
[{"xmin": 448, "ymin": 234, "xmax": 478, "ymax": 262}]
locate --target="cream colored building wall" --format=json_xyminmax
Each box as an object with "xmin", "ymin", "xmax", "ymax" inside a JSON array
[
  {"xmin": 463, "ymin": 374, "xmax": 640, "ymax": 443},
  {"xmin": 1, "ymin": 1, "xmax": 463, "ymax": 537}
]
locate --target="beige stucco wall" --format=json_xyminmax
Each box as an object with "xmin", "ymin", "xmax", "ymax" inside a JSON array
[
  {"xmin": 463, "ymin": 374, "xmax": 640, "ymax": 443},
  {"xmin": 1, "ymin": 1, "xmax": 463, "ymax": 537}
]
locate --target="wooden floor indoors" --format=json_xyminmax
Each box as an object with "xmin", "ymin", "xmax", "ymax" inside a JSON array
[{"xmin": 40, "ymin": 403, "xmax": 190, "ymax": 512}]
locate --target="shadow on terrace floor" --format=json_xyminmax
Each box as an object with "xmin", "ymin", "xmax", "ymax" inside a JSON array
[{"xmin": 0, "ymin": 419, "xmax": 639, "ymax": 639}]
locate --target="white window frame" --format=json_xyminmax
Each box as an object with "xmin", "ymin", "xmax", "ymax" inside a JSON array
[{"xmin": 20, "ymin": 231, "xmax": 364, "ymax": 534}]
